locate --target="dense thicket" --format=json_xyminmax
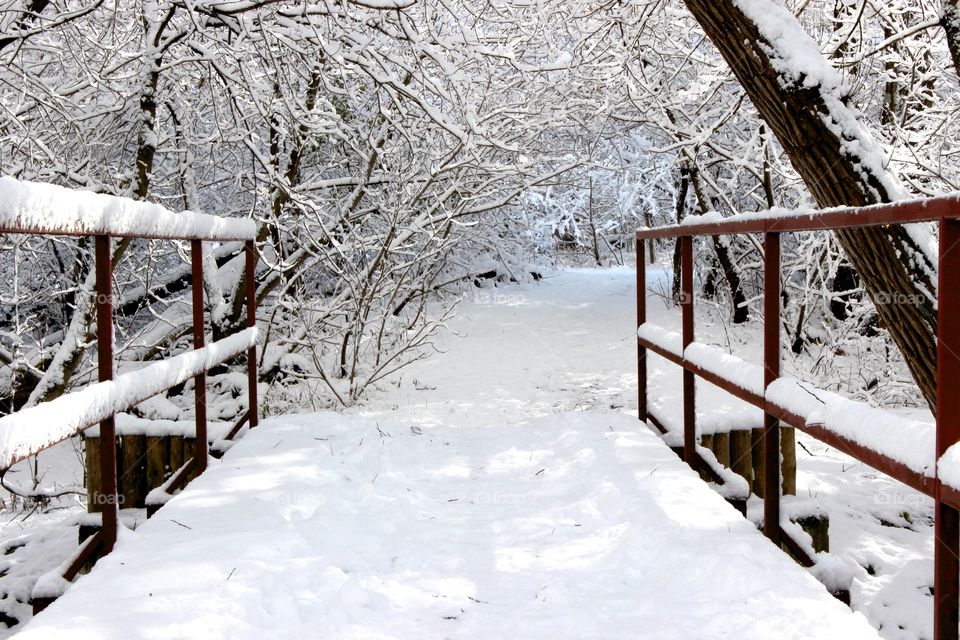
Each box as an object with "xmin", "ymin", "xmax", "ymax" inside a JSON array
[{"xmin": 1, "ymin": 0, "xmax": 957, "ymax": 434}]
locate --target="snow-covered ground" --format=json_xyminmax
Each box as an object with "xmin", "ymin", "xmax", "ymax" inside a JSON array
[
  {"xmin": 1, "ymin": 266, "xmax": 937, "ymax": 638},
  {"xmin": 18, "ymin": 411, "xmax": 877, "ymax": 639},
  {"xmin": 355, "ymin": 265, "xmax": 936, "ymax": 639}
]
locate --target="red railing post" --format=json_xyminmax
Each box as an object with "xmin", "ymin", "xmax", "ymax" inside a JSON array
[
  {"xmin": 94, "ymin": 235, "xmax": 118, "ymax": 553},
  {"xmin": 190, "ymin": 239, "xmax": 208, "ymax": 472},
  {"xmin": 763, "ymin": 232, "xmax": 781, "ymax": 545},
  {"xmin": 935, "ymin": 218, "xmax": 960, "ymax": 640},
  {"xmin": 637, "ymin": 238, "xmax": 647, "ymax": 422},
  {"xmin": 680, "ymin": 235, "xmax": 696, "ymax": 465},
  {"xmin": 245, "ymin": 240, "xmax": 258, "ymax": 429}
]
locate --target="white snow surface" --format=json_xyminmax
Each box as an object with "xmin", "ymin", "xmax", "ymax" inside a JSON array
[
  {"xmin": 0, "ymin": 329, "xmax": 257, "ymax": 469},
  {"xmin": 0, "ymin": 176, "xmax": 256, "ymax": 240},
  {"xmin": 636, "ymin": 322, "xmax": 682, "ymax": 356},
  {"xmin": 18, "ymin": 411, "xmax": 877, "ymax": 640},
  {"xmin": 939, "ymin": 444, "xmax": 960, "ymax": 492},
  {"xmin": 767, "ymin": 378, "xmax": 935, "ymax": 478},
  {"xmin": 87, "ymin": 414, "xmax": 234, "ymax": 440},
  {"xmin": 684, "ymin": 341, "xmax": 765, "ymax": 396}
]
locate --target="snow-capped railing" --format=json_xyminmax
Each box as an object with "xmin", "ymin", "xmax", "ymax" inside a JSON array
[
  {"xmin": 0, "ymin": 328, "xmax": 257, "ymax": 470},
  {"xmin": 0, "ymin": 177, "xmax": 260, "ymax": 612},
  {"xmin": 0, "ymin": 177, "xmax": 256, "ymax": 240},
  {"xmin": 636, "ymin": 193, "xmax": 960, "ymax": 634},
  {"xmin": 637, "ymin": 327, "xmax": 936, "ymax": 487}
]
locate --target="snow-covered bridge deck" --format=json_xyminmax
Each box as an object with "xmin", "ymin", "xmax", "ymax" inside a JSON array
[{"xmin": 18, "ymin": 411, "xmax": 877, "ymax": 639}]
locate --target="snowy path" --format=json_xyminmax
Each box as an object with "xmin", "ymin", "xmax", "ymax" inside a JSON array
[
  {"xmin": 16, "ymin": 268, "xmax": 880, "ymax": 638},
  {"xmin": 19, "ymin": 413, "xmax": 876, "ymax": 639},
  {"xmin": 356, "ymin": 268, "xmax": 641, "ymax": 427}
]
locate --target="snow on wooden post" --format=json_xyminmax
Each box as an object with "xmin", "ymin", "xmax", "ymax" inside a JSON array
[
  {"xmin": 935, "ymin": 218, "xmax": 960, "ymax": 640},
  {"xmin": 762, "ymin": 232, "xmax": 781, "ymax": 545},
  {"xmin": 245, "ymin": 240, "xmax": 259, "ymax": 429},
  {"xmin": 637, "ymin": 241, "xmax": 647, "ymax": 422},
  {"xmin": 94, "ymin": 234, "xmax": 118, "ymax": 554},
  {"xmin": 680, "ymin": 235, "xmax": 695, "ymax": 466},
  {"xmin": 191, "ymin": 239, "xmax": 208, "ymax": 472}
]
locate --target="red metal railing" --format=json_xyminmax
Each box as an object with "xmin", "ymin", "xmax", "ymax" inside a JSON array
[
  {"xmin": 0, "ymin": 186, "xmax": 259, "ymax": 609},
  {"xmin": 636, "ymin": 194, "xmax": 960, "ymax": 640}
]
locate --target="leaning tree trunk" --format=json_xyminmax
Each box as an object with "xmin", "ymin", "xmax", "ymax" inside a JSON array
[
  {"xmin": 944, "ymin": 0, "xmax": 960, "ymax": 81},
  {"xmin": 684, "ymin": 0, "xmax": 939, "ymax": 412}
]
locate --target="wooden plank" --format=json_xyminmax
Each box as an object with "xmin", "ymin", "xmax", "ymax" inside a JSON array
[
  {"xmin": 84, "ymin": 436, "xmax": 101, "ymax": 513},
  {"xmin": 713, "ymin": 431, "xmax": 730, "ymax": 468},
  {"xmin": 751, "ymin": 427, "xmax": 765, "ymax": 497},
  {"xmin": 635, "ymin": 194, "xmax": 960, "ymax": 240},
  {"xmin": 639, "ymin": 335, "xmax": 934, "ymax": 496},
  {"xmin": 781, "ymin": 426, "xmax": 797, "ymax": 496},
  {"xmin": 730, "ymin": 429, "xmax": 753, "ymax": 490},
  {"xmin": 699, "ymin": 434, "xmax": 714, "ymax": 482},
  {"xmin": 935, "ymin": 217, "xmax": 960, "ymax": 640},
  {"xmin": 121, "ymin": 434, "xmax": 147, "ymax": 508},
  {"xmin": 146, "ymin": 436, "xmax": 169, "ymax": 490},
  {"xmin": 184, "ymin": 438, "xmax": 198, "ymax": 481},
  {"xmin": 169, "ymin": 436, "xmax": 184, "ymax": 473}
]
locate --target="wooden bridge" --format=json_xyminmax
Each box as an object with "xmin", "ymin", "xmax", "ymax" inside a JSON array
[{"xmin": 2, "ymin": 177, "xmax": 959, "ymax": 638}]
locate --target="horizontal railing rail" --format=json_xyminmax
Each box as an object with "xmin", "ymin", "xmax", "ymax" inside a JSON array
[
  {"xmin": 635, "ymin": 329, "xmax": 935, "ymax": 496},
  {"xmin": 636, "ymin": 193, "xmax": 960, "ymax": 640},
  {"xmin": 0, "ymin": 177, "xmax": 259, "ymax": 612},
  {"xmin": 636, "ymin": 193, "xmax": 960, "ymax": 239}
]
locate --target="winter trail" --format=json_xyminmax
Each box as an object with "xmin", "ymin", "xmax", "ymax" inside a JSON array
[{"xmin": 17, "ymin": 268, "xmax": 878, "ymax": 639}]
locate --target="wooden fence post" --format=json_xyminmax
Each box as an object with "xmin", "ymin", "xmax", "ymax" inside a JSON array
[
  {"xmin": 245, "ymin": 240, "xmax": 259, "ymax": 429},
  {"xmin": 638, "ymin": 240, "xmax": 647, "ymax": 422},
  {"xmin": 935, "ymin": 218, "xmax": 960, "ymax": 640},
  {"xmin": 191, "ymin": 240, "xmax": 208, "ymax": 472},
  {"xmin": 763, "ymin": 232, "xmax": 781, "ymax": 545},
  {"xmin": 681, "ymin": 235, "xmax": 696, "ymax": 466},
  {"xmin": 94, "ymin": 235, "xmax": 118, "ymax": 553}
]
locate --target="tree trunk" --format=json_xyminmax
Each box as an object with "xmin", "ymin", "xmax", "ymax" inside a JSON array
[
  {"xmin": 642, "ymin": 208, "xmax": 657, "ymax": 264},
  {"xmin": 671, "ymin": 165, "xmax": 690, "ymax": 304},
  {"xmin": 220, "ymin": 68, "xmax": 323, "ymax": 341},
  {"xmin": 944, "ymin": 0, "xmax": 960, "ymax": 81},
  {"xmin": 688, "ymin": 163, "xmax": 749, "ymax": 324},
  {"xmin": 879, "ymin": 24, "xmax": 900, "ymax": 126},
  {"xmin": 830, "ymin": 264, "xmax": 857, "ymax": 321},
  {"xmin": 684, "ymin": 0, "xmax": 939, "ymax": 412},
  {"xmin": 588, "ymin": 177, "xmax": 603, "ymax": 266}
]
